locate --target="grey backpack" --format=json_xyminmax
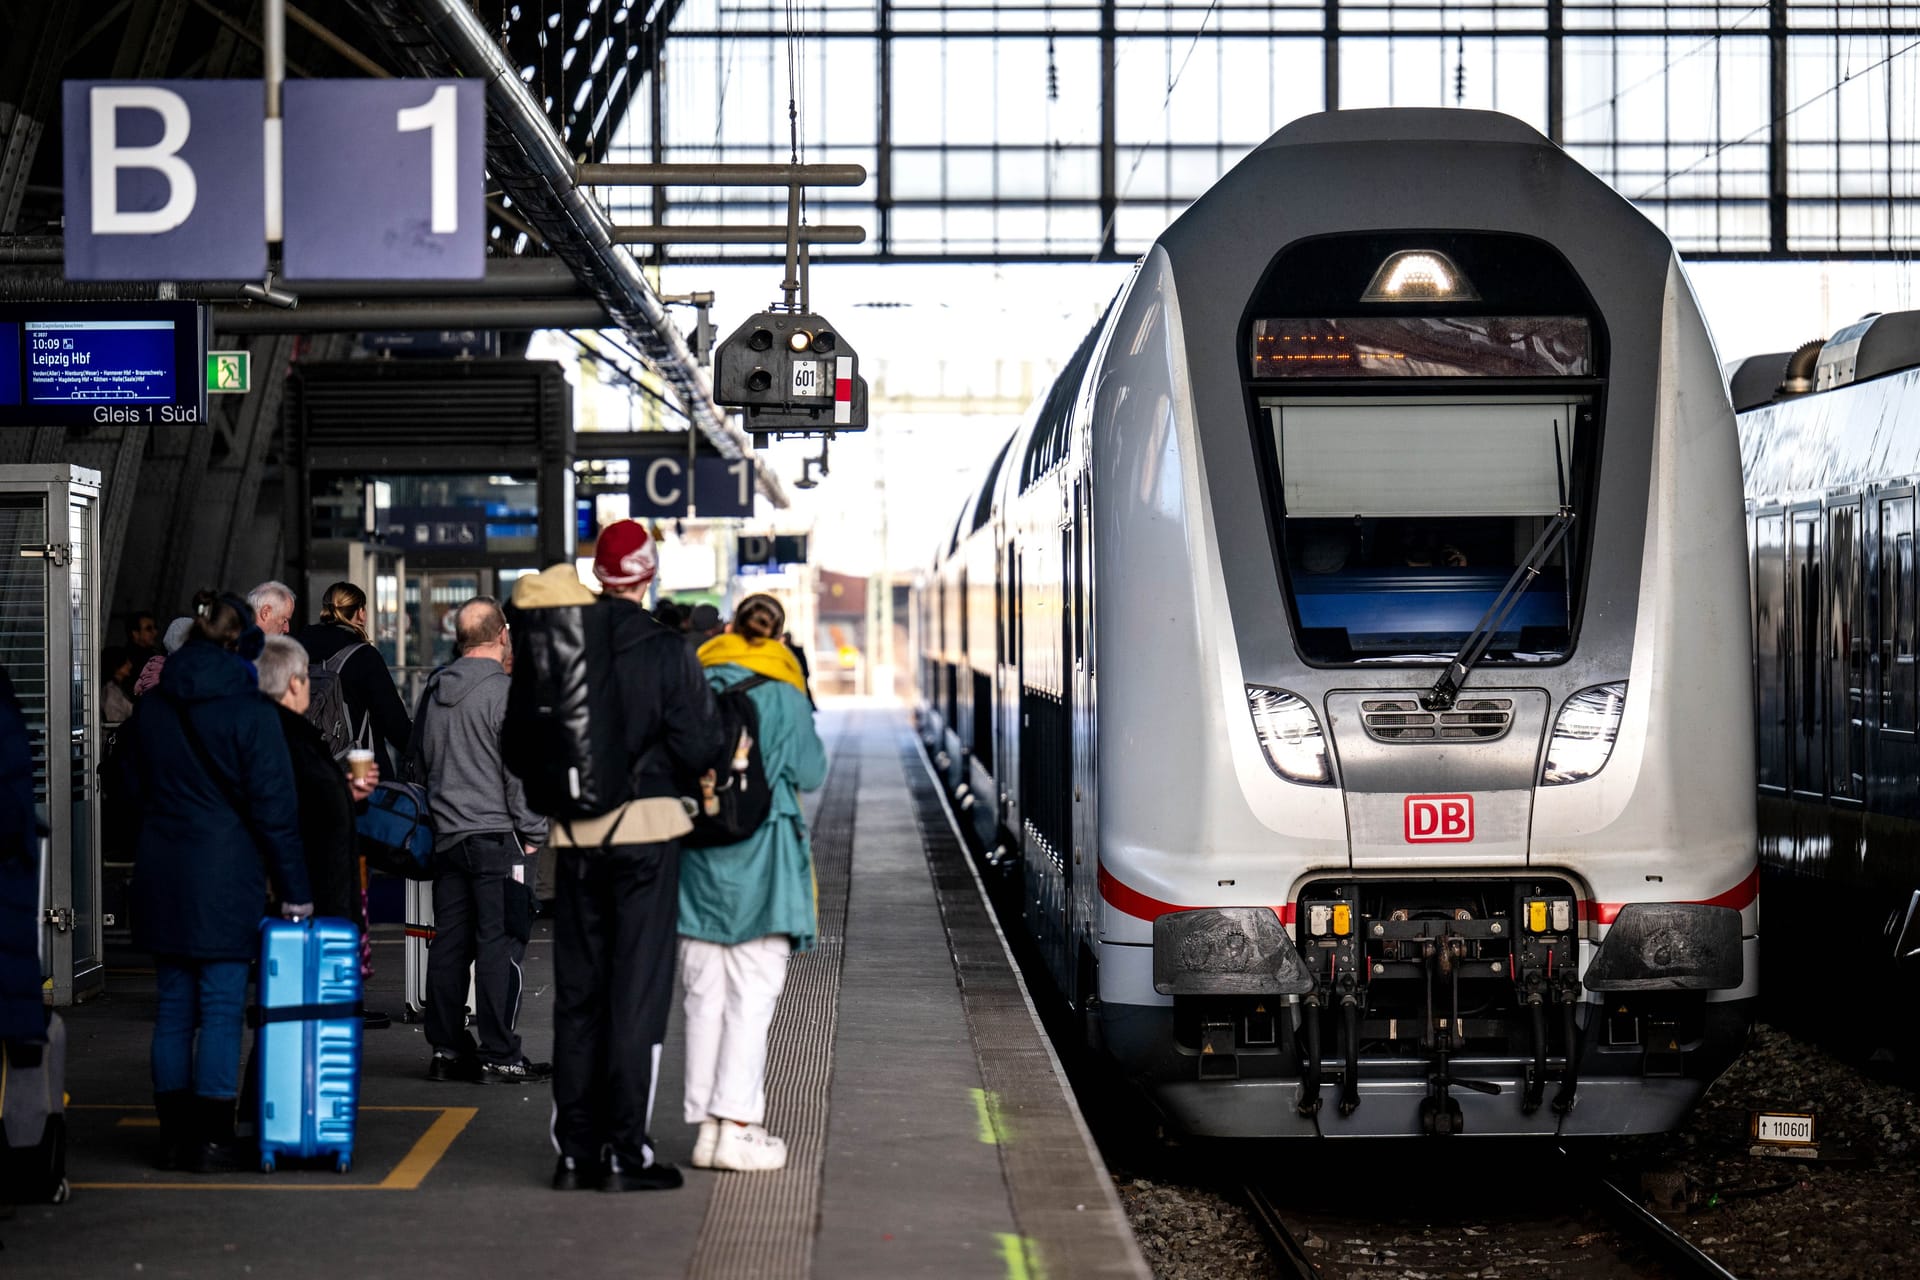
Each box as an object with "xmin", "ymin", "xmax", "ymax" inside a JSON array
[{"xmin": 305, "ymin": 643, "xmax": 368, "ymax": 762}]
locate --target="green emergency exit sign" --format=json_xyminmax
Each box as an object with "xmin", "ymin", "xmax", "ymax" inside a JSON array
[{"xmin": 207, "ymin": 351, "xmax": 250, "ymax": 394}]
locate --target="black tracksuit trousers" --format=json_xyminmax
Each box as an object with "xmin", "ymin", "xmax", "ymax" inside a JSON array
[{"xmin": 550, "ymin": 839, "xmax": 679, "ymax": 1170}]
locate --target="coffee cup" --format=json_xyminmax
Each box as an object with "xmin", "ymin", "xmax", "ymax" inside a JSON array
[{"xmin": 347, "ymin": 749, "xmax": 375, "ymax": 782}]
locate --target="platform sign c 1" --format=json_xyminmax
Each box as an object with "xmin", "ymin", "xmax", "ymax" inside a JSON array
[{"xmin": 630, "ymin": 454, "xmax": 756, "ymax": 519}]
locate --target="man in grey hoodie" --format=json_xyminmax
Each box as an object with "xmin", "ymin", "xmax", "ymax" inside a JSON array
[{"xmin": 413, "ymin": 596, "xmax": 551, "ymax": 1084}]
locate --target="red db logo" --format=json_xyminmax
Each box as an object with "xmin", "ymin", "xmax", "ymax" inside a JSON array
[{"xmin": 1404, "ymin": 794, "xmax": 1474, "ymax": 843}]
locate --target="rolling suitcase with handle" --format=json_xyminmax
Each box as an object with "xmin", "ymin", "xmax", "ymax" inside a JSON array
[{"xmin": 255, "ymin": 917, "xmax": 360, "ymax": 1174}]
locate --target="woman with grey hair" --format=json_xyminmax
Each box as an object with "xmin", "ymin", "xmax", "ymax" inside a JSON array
[{"xmin": 261, "ymin": 636, "xmax": 378, "ymax": 926}]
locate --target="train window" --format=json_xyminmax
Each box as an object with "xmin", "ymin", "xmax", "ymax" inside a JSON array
[
  {"xmin": 1879, "ymin": 495, "xmax": 1916, "ymax": 734},
  {"xmin": 1789, "ymin": 509, "xmax": 1823, "ymax": 796},
  {"xmin": 1754, "ymin": 512, "xmax": 1788, "ymax": 789},
  {"xmin": 1270, "ymin": 396, "xmax": 1585, "ymax": 662},
  {"xmin": 1249, "ymin": 316, "xmax": 1593, "ymax": 379},
  {"xmin": 1827, "ymin": 501, "xmax": 1864, "ymax": 797}
]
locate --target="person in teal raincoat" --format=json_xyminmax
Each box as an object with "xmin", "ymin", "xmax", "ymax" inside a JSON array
[{"xmin": 679, "ymin": 594, "xmax": 828, "ymax": 1172}]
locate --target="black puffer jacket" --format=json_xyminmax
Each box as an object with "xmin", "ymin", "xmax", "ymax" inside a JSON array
[
  {"xmin": 276, "ymin": 705, "xmax": 360, "ymax": 925},
  {"xmin": 505, "ymin": 591, "xmax": 726, "ymax": 817},
  {"xmin": 296, "ymin": 622, "xmax": 412, "ymax": 782}
]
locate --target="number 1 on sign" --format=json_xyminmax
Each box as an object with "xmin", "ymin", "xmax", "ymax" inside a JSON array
[
  {"xmin": 728, "ymin": 458, "xmax": 752, "ymax": 508},
  {"xmin": 396, "ymin": 85, "xmax": 459, "ymax": 234}
]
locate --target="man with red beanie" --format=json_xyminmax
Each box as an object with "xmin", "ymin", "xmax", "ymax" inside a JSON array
[{"xmin": 514, "ymin": 521, "xmax": 727, "ymax": 1191}]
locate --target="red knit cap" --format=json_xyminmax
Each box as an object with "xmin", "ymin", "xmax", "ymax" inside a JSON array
[{"xmin": 593, "ymin": 519, "xmax": 658, "ymax": 589}]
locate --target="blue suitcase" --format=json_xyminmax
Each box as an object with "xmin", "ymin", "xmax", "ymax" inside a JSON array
[{"xmin": 255, "ymin": 918, "xmax": 361, "ymax": 1174}]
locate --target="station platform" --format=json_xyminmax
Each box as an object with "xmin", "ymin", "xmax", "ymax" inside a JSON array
[{"xmin": 2, "ymin": 706, "xmax": 1146, "ymax": 1280}]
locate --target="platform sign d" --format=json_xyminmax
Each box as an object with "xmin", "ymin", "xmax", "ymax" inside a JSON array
[
  {"xmin": 281, "ymin": 80, "xmax": 484, "ymax": 280},
  {"xmin": 62, "ymin": 81, "xmax": 267, "ymax": 281}
]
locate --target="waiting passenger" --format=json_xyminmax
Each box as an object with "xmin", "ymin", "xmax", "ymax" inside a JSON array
[
  {"xmin": 129, "ymin": 597, "xmax": 311, "ymax": 1173},
  {"xmin": 413, "ymin": 597, "xmax": 550, "ymax": 1086},
  {"xmin": 681, "ymin": 594, "xmax": 828, "ymax": 1172},
  {"xmin": 258, "ymin": 637, "xmax": 377, "ymax": 929},
  {"xmin": 125, "ymin": 611, "xmax": 163, "ymax": 671},
  {"xmin": 246, "ymin": 580, "xmax": 297, "ymax": 637},
  {"xmin": 296, "ymin": 582, "xmax": 413, "ymax": 781},
  {"xmin": 687, "ymin": 602, "xmax": 726, "ymax": 646},
  {"xmin": 531, "ymin": 521, "xmax": 726, "ymax": 1192},
  {"xmin": 102, "ymin": 646, "xmax": 135, "ymax": 725}
]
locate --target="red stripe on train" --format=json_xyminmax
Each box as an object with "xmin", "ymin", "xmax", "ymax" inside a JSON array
[
  {"xmin": 1096, "ymin": 866, "xmax": 1294, "ymax": 926},
  {"xmin": 1576, "ymin": 866, "xmax": 1760, "ymax": 925},
  {"xmin": 1096, "ymin": 864, "xmax": 1757, "ymax": 930}
]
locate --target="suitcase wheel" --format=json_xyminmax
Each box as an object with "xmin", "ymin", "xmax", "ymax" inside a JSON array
[
  {"xmin": 260, "ymin": 1153, "xmax": 277, "ymax": 1174},
  {"xmin": 51, "ymin": 1177, "xmax": 70, "ymax": 1204},
  {"xmin": 336, "ymin": 1154, "xmax": 352, "ymax": 1175}
]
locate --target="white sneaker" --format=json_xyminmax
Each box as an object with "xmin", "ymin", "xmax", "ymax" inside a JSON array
[
  {"xmin": 711, "ymin": 1123, "xmax": 787, "ymax": 1171},
  {"xmin": 691, "ymin": 1119, "xmax": 720, "ymax": 1169}
]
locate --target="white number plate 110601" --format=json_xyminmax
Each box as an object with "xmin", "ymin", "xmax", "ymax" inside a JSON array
[{"xmin": 1752, "ymin": 1111, "xmax": 1817, "ymax": 1145}]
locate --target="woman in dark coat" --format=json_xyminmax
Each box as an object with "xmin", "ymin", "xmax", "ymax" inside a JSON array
[
  {"xmin": 295, "ymin": 581, "xmax": 413, "ymax": 782},
  {"xmin": 257, "ymin": 636, "xmax": 377, "ymax": 924},
  {"xmin": 130, "ymin": 599, "xmax": 312, "ymax": 1172}
]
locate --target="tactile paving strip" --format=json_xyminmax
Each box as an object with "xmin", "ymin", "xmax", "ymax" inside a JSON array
[
  {"xmin": 896, "ymin": 729, "xmax": 1152, "ymax": 1280},
  {"xmin": 686, "ymin": 719, "xmax": 860, "ymax": 1280}
]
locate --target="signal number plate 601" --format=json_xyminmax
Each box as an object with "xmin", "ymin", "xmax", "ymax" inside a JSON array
[{"xmin": 1404, "ymin": 794, "xmax": 1474, "ymax": 843}]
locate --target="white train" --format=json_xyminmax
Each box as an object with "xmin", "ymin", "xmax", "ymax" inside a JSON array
[{"xmin": 914, "ymin": 108, "xmax": 1758, "ymax": 1138}]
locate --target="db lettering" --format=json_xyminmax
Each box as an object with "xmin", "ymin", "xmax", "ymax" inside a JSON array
[{"xmin": 1404, "ymin": 795, "xmax": 1474, "ymax": 844}]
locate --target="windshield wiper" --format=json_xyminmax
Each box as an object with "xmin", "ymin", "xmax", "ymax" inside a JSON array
[{"xmin": 1422, "ymin": 505, "xmax": 1576, "ymax": 712}]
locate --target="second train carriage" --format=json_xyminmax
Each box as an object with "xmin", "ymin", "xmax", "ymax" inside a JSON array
[
  {"xmin": 918, "ymin": 108, "xmax": 1758, "ymax": 1138},
  {"xmin": 1731, "ymin": 313, "xmax": 1920, "ymax": 1074}
]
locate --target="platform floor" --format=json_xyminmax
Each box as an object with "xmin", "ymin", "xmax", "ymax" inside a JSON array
[{"xmin": 1, "ymin": 706, "xmax": 1146, "ymax": 1279}]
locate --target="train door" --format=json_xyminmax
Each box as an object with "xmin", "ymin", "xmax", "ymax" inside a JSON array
[
  {"xmin": 1789, "ymin": 507, "xmax": 1824, "ymax": 795},
  {"xmin": 1827, "ymin": 501, "xmax": 1865, "ymax": 798},
  {"xmin": 1000, "ymin": 536, "xmax": 1020, "ymax": 844},
  {"xmin": 1754, "ymin": 511, "xmax": 1787, "ymax": 790},
  {"xmin": 1877, "ymin": 492, "xmax": 1916, "ymax": 741},
  {"xmin": 1069, "ymin": 476, "xmax": 1096, "ymax": 998}
]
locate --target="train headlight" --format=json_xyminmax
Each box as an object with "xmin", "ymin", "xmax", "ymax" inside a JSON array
[
  {"xmin": 1360, "ymin": 250, "xmax": 1480, "ymax": 303},
  {"xmin": 1246, "ymin": 686, "xmax": 1333, "ymax": 786},
  {"xmin": 1541, "ymin": 682, "xmax": 1627, "ymax": 785}
]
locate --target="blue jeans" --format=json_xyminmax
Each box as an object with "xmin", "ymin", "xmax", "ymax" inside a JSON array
[{"xmin": 151, "ymin": 958, "xmax": 250, "ymax": 1099}]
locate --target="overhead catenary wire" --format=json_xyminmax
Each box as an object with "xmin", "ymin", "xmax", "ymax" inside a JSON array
[
  {"xmin": 1090, "ymin": 0, "xmax": 1226, "ymax": 262},
  {"xmin": 1634, "ymin": 33, "xmax": 1920, "ymax": 201}
]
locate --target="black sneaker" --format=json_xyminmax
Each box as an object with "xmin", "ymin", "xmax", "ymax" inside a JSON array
[
  {"xmin": 426, "ymin": 1054, "xmax": 482, "ymax": 1083},
  {"xmin": 552, "ymin": 1155, "xmax": 607, "ymax": 1191},
  {"xmin": 605, "ymin": 1160, "xmax": 683, "ymax": 1192},
  {"xmin": 480, "ymin": 1058, "xmax": 554, "ymax": 1085}
]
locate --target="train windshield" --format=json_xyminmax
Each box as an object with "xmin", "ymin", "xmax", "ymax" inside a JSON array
[{"xmin": 1266, "ymin": 394, "xmax": 1589, "ymax": 664}]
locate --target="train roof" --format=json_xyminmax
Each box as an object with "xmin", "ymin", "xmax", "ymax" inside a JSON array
[{"xmin": 1259, "ymin": 108, "xmax": 1552, "ymax": 152}]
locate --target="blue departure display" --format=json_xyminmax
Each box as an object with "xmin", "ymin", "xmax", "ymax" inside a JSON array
[
  {"xmin": 25, "ymin": 320, "xmax": 176, "ymax": 403},
  {"xmin": 0, "ymin": 303, "xmax": 205, "ymax": 427}
]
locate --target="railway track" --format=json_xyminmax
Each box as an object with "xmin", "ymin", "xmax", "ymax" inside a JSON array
[{"xmin": 1244, "ymin": 1146, "xmax": 1741, "ymax": 1280}]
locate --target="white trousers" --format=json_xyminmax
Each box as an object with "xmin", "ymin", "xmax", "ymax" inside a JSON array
[{"xmin": 679, "ymin": 934, "xmax": 791, "ymax": 1126}]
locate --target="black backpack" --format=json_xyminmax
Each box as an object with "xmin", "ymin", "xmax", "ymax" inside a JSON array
[
  {"xmin": 684, "ymin": 676, "xmax": 775, "ymax": 848},
  {"xmin": 503, "ymin": 601, "xmax": 633, "ymax": 819},
  {"xmin": 304, "ymin": 643, "xmax": 366, "ymax": 762}
]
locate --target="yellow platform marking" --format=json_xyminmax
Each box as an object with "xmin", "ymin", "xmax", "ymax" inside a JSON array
[{"xmin": 69, "ymin": 1105, "xmax": 478, "ymax": 1192}]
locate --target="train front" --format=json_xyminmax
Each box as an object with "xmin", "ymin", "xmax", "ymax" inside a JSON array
[{"xmin": 1090, "ymin": 109, "xmax": 1757, "ymax": 1138}]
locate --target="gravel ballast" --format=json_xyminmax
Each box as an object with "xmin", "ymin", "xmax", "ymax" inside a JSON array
[{"xmin": 1108, "ymin": 1023, "xmax": 1917, "ymax": 1279}]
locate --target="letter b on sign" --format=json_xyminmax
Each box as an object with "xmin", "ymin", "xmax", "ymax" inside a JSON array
[{"xmin": 1404, "ymin": 794, "xmax": 1474, "ymax": 844}]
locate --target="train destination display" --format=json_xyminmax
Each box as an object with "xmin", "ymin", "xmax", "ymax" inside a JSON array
[{"xmin": 0, "ymin": 302, "xmax": 207, "ymax": 427}]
